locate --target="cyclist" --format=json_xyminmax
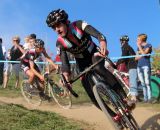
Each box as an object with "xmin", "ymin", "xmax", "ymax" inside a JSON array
[
  {"xmin": 21, "ymin": 39, "xmax": 58, "ymax": 100},
  {"xmin": 46, "ymin": 9, "xmax": 131, "ymax": 129}
]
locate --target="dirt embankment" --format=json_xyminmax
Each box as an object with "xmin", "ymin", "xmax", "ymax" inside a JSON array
[{"xmin": 0, "ymin": 97, "xmax": 159, "ymax": 130}]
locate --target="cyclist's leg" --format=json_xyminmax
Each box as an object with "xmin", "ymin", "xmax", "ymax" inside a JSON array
[
  {"xmin": 33, "ymin": 63, "xmax": 44, "ymax": 91},
  {"xmin": 23, "ymin": 66, "xmax": 35, "ymax": 84},
  {"xmin": 33, "ymin": 63, "xmax": 51, "ymax": 101}
]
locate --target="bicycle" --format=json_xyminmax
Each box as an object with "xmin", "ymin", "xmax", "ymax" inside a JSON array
[
  {"xmin": 21, "ymin": 70, "xmax": 72, "ymax": 109},
  {"xmin": 61, "ymin": 57, "xmax": 140, "ymax": 130}
]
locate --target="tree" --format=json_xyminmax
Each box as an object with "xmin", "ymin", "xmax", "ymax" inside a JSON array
[{"xmin": 152, "ymin": 47, "xmax": 160, "ymax": 70}]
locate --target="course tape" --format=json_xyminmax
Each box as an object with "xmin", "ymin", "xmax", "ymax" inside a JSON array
[{"xmin": 0, "ymin": 53, "xmax": 159, "ymax": 64}]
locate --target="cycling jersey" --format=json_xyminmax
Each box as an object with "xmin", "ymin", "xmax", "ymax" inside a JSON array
[
  {"xmin": 56, "ymin": 20, "xmax": 106, "ymax": 72},
  {"xmin": 21, "ymin": 49, "xmax": 45, "ymax": 73}
]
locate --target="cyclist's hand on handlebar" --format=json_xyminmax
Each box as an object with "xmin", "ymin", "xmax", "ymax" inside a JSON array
[
  {"xmin": 99, "ymin": 40, "xmax": 107, "ymax": 57},
  {"xmin": 39, "ymin": 75, "xmax": 45, "ymax": 82},
  {"xmin": 59, "ymin": 79, "xmax": 72, "ymax": 88}
]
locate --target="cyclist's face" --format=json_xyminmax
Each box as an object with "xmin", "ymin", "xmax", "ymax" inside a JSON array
[
  {"xmin": 36, "ymin": 47, "xmax": 44, "ymax": 53},
  {"xmin": 52, "ymin": 23, "xmax": 67, "ymax": 37}
]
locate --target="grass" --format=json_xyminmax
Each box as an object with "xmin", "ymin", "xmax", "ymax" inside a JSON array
[
  {"xmin": 0, "ymin": 73, "xmax": 91, "ymax": 104},
  {"xmin": 0, "ymin": 74, "xmax": 160, "ymax": 110},
  {"xmin": 0, "ymin": 103, "xmax": 90, "ymax": 130}
]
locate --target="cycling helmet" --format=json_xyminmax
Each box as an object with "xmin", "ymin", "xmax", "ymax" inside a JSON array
[
  {"xmin": 120, "ymin": 35, "xmax": 129, "ymax": 42},
  {"xmin": 34, "ymin": 39, "xmax": 45, "ymax": 48},
  {"xmin": 46, "ymin": 9, "xmax": 68, "ymax": 27}
]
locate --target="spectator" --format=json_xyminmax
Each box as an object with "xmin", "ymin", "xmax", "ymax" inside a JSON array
[
  {"xmin": 3, "ymin": 49, "xmax": 12, "ymax": 88},
  {"xmin": 0, "ymin": 38, "xmax": 6, "ymax": 85},
  {"xmin": 117, "ymin": 35, "xmax": 138, "ymax": 103},
  {"xmin": 10, "ymin": 36, "xmax": 23, "ymax": 88},
  {"xmin": 135, "ymin": 33, "xmax": 152, "ymax": 103},
  {"xmin": 30, "ymin": 33, "xmax": 36, "ymax": 39},
  {"xmin": 23, "ymin": 36, "xmax": 33, "ymax": 51}
]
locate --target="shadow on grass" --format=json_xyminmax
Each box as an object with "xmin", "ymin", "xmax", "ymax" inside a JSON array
[{"xmin": 141, "ymin": 114, "xmax": 160, "ymax": 130}]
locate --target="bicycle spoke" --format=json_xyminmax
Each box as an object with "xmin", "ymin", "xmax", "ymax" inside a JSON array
[
  {"xmin": 49, "ymin": 83, "xmax": 72, "ymax": 109},
  {"xmin": 21, "ymin": 80, "xmax": 42, "ymax": 106}
]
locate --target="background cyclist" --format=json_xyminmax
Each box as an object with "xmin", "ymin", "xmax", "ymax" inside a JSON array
[{"xmin": 20, "ymin": 39, "xmax": 58, "ymax": 100}]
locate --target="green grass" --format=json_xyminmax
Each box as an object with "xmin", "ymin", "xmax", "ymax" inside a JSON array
[
  {"xmin": 0, "ymin": 87, "xmax": 21, "ymax": 97},
  {"xmin": 0, "ymin": 73, "xmax": 91, "ymax": 104},
  {"xmin": 1, "ymin": 74, "xmax": 160, "ymax": 110},
  {"xmin": 71, "ymin": 80, "xmax": 91, "ymax": 104},
  {"xmin": 0, "ymin": 103, "xmax": 89, "ymax": 130}
]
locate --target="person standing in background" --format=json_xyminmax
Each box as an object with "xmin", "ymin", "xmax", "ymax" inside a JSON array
[
  {"xmin": 3, "ymin": 49, "xmax": 12, "ymax": 88},
  {"xmin": 23, "ymin": 36, "xmax": 33, "ymax": 51},
  {"xmin": 136, "ymin": 34, "xmax": 152, "ymax": 103},
  {"xmin": 10, "ymin": 36, "xmax": 23, "ymax": 88},
  {"xmin": 0, "ymin": 38, "xmax": 6, "ymax": 85},
  {"xmin": 117, "ymin": 35, "xmax": 138, "ymax": 103}
]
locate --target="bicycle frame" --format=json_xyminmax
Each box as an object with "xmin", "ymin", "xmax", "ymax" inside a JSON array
[
  {"xmin": 61, "ymin": 57, "xmax": 105, "ymax": 97},
  {"xmin": 105, "ymin": 60, "xmax": 130, "ymax": 90}
]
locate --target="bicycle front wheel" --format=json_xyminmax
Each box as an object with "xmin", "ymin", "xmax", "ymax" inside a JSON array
[
  {"xmin": 49, "ymin": 82, "xmax": 72, "ymax": 109},
  {"xmin": 93, "ymin": 82, "xmax": 140, "ymax": 130},
  {"xmin": 93, "ymin": 83, "xmax": 120, "ymax": 130},
  {"xmin": 21, "ymin": 80, "xmax": 42, "ymax": 107}
]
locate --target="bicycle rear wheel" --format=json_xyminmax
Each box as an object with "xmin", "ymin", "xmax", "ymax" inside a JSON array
[
  {"xmin": 49, "ymin": 82, "xmax": 72, "ymax": 109},
  {"xmin": 93, "ymin": 82, "xmax": 140, "ymax": 130},
  {"xmin": 21, "ymin": 80, "xmax": 42, "ymax": 106}
]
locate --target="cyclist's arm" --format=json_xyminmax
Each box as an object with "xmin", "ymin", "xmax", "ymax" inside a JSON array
[
  {"xmin": 29, "ymin": 60, "xmax": 42, "ymax": 79},
  {"xmin": 61, "ymin": 51, "xmax": 71, "ymax": 82},
  {"xmin": 76, "ymin": 20, "xmax": 106, "ymax": 42},
  {"xmin": 42, "ymin": 48, "xmax": 58, "ymax": 69},
  {"xmin": 56, "ymin": 43, "xmax": 71, "ymax": 81},
  {"xmin": 76, "ymin": 20, "xmax": 107, "ymax": 56}
]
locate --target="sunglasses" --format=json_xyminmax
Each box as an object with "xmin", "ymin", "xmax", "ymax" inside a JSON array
[{"xmin": 13, "ymin": 39, "xmax": 19, "ymax": 42}]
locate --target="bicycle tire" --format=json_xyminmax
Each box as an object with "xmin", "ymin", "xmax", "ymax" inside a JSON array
[
  {"xmin": 49, "ymin": 82, "xmax": 72, "ymax": 109},
  {"xmin": 93, "ymin": 82, "xmax": 140, "ymax": 130},
  {"xmin": 110, "ymin": 89, "xmax": 140, "ymax": 130},
  {"xmin": 93, "ymin": 82, "xmax": 120, "ymax": 130},
  {"xmin": 21, "ymin": 80, "xmax": 42, "ymax": 107}
]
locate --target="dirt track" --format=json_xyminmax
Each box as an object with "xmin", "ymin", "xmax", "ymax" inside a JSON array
[{"xmin": 0, "ymin": 97, "xmax": 159, "ymax": 130}]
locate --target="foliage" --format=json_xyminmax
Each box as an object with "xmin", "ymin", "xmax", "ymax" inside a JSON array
[{"xmin": 152, "ymin": 47, "xmax": 160, "ymax": 70}]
